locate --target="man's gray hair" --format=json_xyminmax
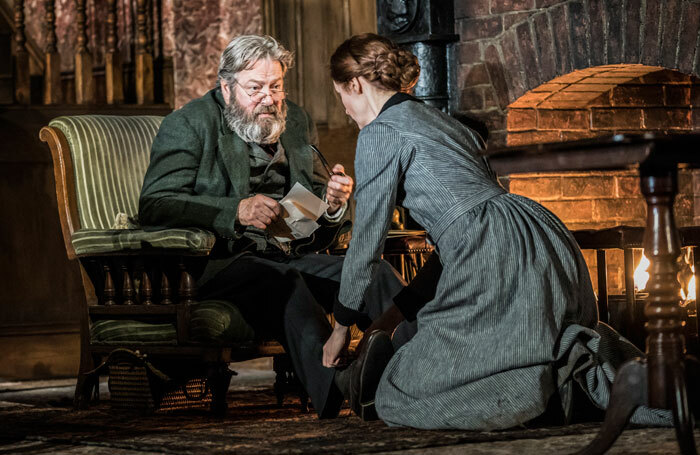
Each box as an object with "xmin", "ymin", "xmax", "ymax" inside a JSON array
[{"xmin": 218, "ymin": 35, "xmax": 294, "ymax": 84}]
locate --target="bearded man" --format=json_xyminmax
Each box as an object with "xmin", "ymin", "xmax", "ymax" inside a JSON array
[{"xmin": 138, "ymin": 35, "xmax": 405, "ymax": 418}]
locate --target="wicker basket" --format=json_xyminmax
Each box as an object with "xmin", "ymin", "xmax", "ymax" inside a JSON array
[{"xmin": 106, "ymin": 349, "xmax": 214, "ymax": 412}]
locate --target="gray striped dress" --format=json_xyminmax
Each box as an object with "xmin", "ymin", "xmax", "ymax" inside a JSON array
[{"xmin": 337, "ymin": 99, "xmax": 669, "ymax": 429}]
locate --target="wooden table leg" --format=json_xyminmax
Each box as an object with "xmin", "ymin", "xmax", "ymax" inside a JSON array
[{"xmin": 578, "ymin": 166, "xmax": 697, "ymax": 455}]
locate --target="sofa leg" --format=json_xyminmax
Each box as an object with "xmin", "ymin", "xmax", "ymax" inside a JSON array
[
  {"xmin": 273, "ymin": 354, "xmax": 309, "ymax": 412},
  {"xmin": 208, "ymin": 364, "xmax": 233, "ymax": 417},
  {"xmin": 74, "ymin": 373, "xmax": 95, "ymax": 408},
  {"xmin": 74, "ymin": 337, "xmax": 99, "ymax": 409}
]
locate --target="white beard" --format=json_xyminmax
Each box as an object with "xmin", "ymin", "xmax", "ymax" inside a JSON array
[{"xmin": 224, "ymin": 94, "xmax": 287, "ymax": 144}]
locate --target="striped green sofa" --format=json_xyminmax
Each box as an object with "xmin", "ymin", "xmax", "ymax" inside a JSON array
[{"xmin": 41, "ymin": 115, "xmax": 292, "ymax": 414}]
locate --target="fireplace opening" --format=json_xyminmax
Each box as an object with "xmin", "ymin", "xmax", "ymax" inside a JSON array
[{"xmin": 504, "ymin": 64, "xmax": 700, "ymax": 296}]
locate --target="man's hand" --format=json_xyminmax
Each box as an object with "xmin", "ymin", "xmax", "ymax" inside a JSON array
[
  {"xmin": 323, "ymin": 323, "xmax": 349, "ymax": 368},
  {"xmin": 237, "ymin": 194, "xmax": 281, "ymax": 229},
  {"xmin": 326, "ymin": 164, "xmax": 353, "ymax": 214}
]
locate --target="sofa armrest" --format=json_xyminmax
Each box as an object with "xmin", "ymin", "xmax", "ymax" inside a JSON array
[{"xmin": 71, "ymin": 227, "xmax": 216, "ymax": 256}]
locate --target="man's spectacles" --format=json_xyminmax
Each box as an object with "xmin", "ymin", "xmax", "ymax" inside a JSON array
[{"xmin": 234, "ymin": 80, "xmax": 286, "ymax": 102}]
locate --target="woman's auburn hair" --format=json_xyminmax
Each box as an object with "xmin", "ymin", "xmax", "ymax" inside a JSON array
[{"xmin": 330, "ymin": 33, "xmax": 420, "ymax": 93}]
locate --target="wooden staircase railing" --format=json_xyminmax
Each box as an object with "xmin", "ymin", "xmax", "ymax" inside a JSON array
[
  {"xmin": 11, "ymin": 0, "xmax": 29, "ymax": 104},
  {"xmin": 43, "ymin": 0, "xmax": 61, "ymax": 104},
  {"xmin": 105, "ymin": 0, "xmax": 123, "ymax": 105},
  {"xmin": 2, "ymin": 0, "xmax": 171, "ymax": 107},
  {"xmin": 0, "ymin": 0, "xmax": 42, "ymax": 104},
  {"xmin": 135, "ymin": 0, "xmax": 153, "ymax": 105},
  {"xmin": 74, "ymin": 0, "xmax": 92, "ymax": 105}
]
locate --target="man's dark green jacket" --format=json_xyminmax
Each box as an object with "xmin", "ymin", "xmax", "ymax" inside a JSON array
[{"xmin": 139, "ymin": 87, "xmax": 349, "ymax": 249}]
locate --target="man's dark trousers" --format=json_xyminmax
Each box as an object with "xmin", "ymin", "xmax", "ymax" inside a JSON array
[{"xmin": 196, "ymin": 252, "xmax": 405, "ymax": 417}]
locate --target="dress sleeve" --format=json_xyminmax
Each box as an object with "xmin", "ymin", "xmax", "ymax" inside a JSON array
[{"xmin": 333, "ymin": 122, "xmax": 409, "ymax": 326}]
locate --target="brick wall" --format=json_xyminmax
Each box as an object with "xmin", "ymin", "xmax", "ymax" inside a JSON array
[
  {"xmin": 504, "ymin": 65, "xmax": 700, "ymax": 293},
  {"xmin": 507, "ymin": 66, "xmax": 700, "ymax": 146},
  {"xmin": 453, "ymin": 0, "xmax": 700, "ymax": 294},
  {"xmin": 454, "ymin": 0, "xmax": 700, "ymax": 147},
  {"xmin": 509, "ymin": 169, "xmax": 696, "ymax": 293}
]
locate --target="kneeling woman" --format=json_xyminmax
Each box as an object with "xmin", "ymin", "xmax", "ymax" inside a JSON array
[{"xmin": 322, "ymin": 33, "xmax": 667, "ymax": 429}]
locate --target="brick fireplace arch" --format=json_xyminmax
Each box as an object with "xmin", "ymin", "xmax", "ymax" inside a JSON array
[
  {"xmin": 506, "ymin": 65, "xmax": 700, "ymax": 146},
  {"xmin": 504, "ymin": 64, "xmax": 699, "ymax": 293},
  {"xmin": 456, "ymin": 0, "xmax": 700, "ymax": 146}
]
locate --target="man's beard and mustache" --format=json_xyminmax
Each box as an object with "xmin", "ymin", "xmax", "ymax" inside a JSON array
[{"xmin": 224, "ymin": 93, "xmax": 287, "ymax": 144}]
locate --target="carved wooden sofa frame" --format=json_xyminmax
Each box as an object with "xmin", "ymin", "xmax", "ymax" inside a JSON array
[{"xmin": 41, "ymin": 115, "xmax": 302, "ymax": 414}]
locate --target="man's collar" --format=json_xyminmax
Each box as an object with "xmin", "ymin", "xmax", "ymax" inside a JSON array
[
  {"xmin": 214, "ymin": 85, "xmax": 227, "ymax": 107},
  {"xmin": 213, "ymin": 87, "xmax": 236, "ymax": 137}
]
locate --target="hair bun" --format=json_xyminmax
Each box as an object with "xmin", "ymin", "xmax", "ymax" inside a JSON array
[
  {"xmin": 395, "ymin": 49, "xmax": 420, "ymax": 91},
  {"xmin": 330, "ymin": 33, "xmax": 420, "ymax": 92},
  {"xmin": 374, "ymin": 50, "xmax": 420, "ymax": 92}
]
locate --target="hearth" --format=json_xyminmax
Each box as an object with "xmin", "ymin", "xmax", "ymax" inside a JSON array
[{"xmin": 505, "ymin": 65, "xmax": 700, "ymax": 296}]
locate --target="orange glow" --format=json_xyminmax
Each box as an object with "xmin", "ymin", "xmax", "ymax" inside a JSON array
[
  {"xmin": 686, "ymin": 266, "xmax": 696, "ymax": 303},
  {"xmin": 634, "ymin": 254, "xmax": 650, "ymax": 291}
]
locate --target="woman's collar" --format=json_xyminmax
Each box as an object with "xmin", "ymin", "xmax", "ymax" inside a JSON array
[{"xmin": 378, "ymin": 92, "xmax": 423, "ymax": 116}]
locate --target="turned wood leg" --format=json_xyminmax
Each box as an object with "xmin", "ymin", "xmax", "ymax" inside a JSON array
[
  {"xmin": 178, "ymin": 259, "xmax": 196, "ymax": 305},
  {"xmin": 208, "ymin": 364, "xmax": 233, "ymax": 417},
  {"xmin": 272, "ymin": 354, "xmax": 309, "ymax": 412},
  {"xmin": 121, "ymin": 263, "xmax": 134, "ymax": 305},
  {"xmin": 74, "ymin": 372, "xmax": 97, "ymax": 408},
  {"xmin": 75, "ymin": 266, "xmax": 98, "ymax": 408},
  {"xmin": 576, "ymin": 360, "xmax": 648, "ymax": 455},
  {"xmin": 160, "ymin": 269, "xmax": 172, "ymax": 305},
  {"xmin": 671, "ymin": 362, "xmax": 697, "ymax": 455},
  {"xmin": 103, "ymin": 264, "xmax": 116, "ymax": 306},
  {"xmin": 641, "ymin": 169, "xmax": 694, "ymax": 454},
  {"xmin": 74, "ymin": 350, "xmax": 101, "ymax": 408},
  {"xmin": 273, "ymin": 354, "xmax": 287, "ymax": 406},
  {"xmin": 579, "ymin": 166, "xmax": 697, "ymax": 455},
  {"xmin": 140, "ymin": 267, "xmax": 153, "ymax": 305}
]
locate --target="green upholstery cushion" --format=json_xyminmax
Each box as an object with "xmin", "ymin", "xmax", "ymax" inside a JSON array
[
  {"xmin": 49, "ymin": 115, "xmax": 163, "ymax": 230},
  {"xmin": 189, "ymin": 300, "xmax": 255, "ymax": 343},
  {"xmin": 90, "ymin": 300, "xmax": 255, "ymax": 345},
  {"xmin": 90, "ymin": 319, "xmax": 177, "ymax": 345},
  {"xmin": 71, "ymin": 227, "xmax": 216, "ymax": 255}
]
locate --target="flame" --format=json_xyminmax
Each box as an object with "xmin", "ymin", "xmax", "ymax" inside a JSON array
[
  {"xmin": 634, "ymin": 254, "xmax": 650, "ymax": 291},
  {"xmin": 632, "ymin": 252, "xmax": 696, "ymax": 303}
]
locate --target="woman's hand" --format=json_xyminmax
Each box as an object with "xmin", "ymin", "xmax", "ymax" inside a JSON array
[
  {"xmin": 326, "ymin": 164, "xmax": 353, "ymax": 214},
  {"xmin": 323, "ymin": 323, "xmax": 350, "ymax": 368}
]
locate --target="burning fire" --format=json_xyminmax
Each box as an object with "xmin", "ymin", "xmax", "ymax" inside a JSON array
[
  {"xmin": 683, "ymin": 265, "xmax": 696, "ymax": 302},
  {"xmin": 634, "ymin": 253, "xmax": 696, "ymax": 304},
  {"xmin": 633, "ymin": 254, "xmax": 650, "ymax": 291}
]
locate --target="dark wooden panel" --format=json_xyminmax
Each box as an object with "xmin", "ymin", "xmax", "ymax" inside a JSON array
[
  {"xmin": 269, "ymin": 0, "xmax": 301, "ymax": 104},
  {"xmin": 301, "ymin": 0, "xmax": 326, "ymax": 124},
  {"xmin": 0, "ymin": 105, "xmax": 172, "ymax": 328},
  {"xmin": 324, "ymin": 0, "xmax": 348, "ymax": 129},
  {"xmin": 0, "ymin": 332, "xmax": 79, "ymax": 379},
  {"xmin": 349, "ymin": 0, "xmax": 376, "ymax": 35},
  {"xmin": 0, "ymin": 160, "xmax": 84, "ymax": 325}
]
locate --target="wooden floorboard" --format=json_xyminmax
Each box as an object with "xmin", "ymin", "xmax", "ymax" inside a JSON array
[{"xmin": 0, "ymin": 368, "xmax": 694, "ymax": 455}]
